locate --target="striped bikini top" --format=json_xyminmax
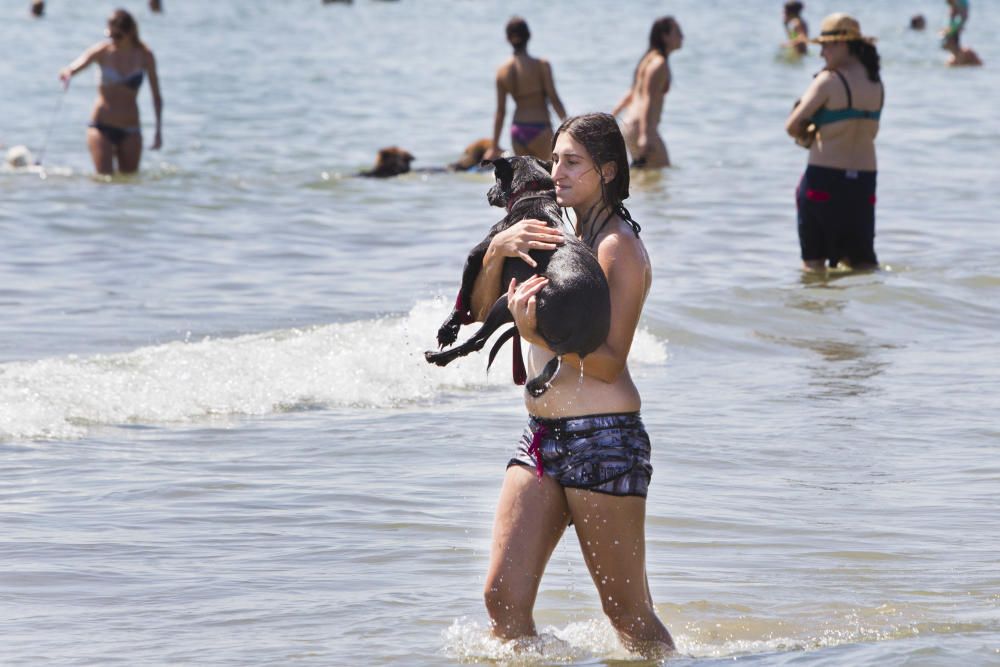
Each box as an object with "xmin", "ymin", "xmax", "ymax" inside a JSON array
[{"xmin": 99, "ymin": 62, "xmax": 144, "ymax": 91}]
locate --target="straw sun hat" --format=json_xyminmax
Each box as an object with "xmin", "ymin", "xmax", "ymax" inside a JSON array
[{"xmin": 810, "ymin": 13, "xmax": 877, "ymax": 44}]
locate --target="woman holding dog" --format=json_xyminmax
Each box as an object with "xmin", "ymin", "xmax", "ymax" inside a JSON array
[
  {"xmin": 785, "ymin": 13, "xmax": 882, "ymax": 272},
  {"xmin": 485, "ymin": 16, "xmax": 567, "ymax": 162},
  {"xmin": 612, "ymin": 16, "xmax": 683, "ymax": 168},
  {"xmin": 59, "ymin": 9, "xmax": 163, "ymax": 175},
  {"xmin": 470, "ymin": 112, "xmax": 674, "ymax": 658}
]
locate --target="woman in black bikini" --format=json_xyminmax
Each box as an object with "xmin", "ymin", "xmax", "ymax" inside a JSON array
[{"xmin": 60, "ymin": 9, "xmax": 163, "ymax": 175}]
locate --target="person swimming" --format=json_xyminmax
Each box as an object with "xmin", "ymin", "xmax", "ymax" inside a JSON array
[{"xmin": 484, "ymin": 16, "xmax": 567, "ymax": 162}]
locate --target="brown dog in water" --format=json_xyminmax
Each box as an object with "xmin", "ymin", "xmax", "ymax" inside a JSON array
[
  {"xmin": 359, "ymin": 139, "xmax": 501, "ymax": 178},
  {"xmin": 359, "ymin": 146, "xmax": 415, "ymax": 178}
]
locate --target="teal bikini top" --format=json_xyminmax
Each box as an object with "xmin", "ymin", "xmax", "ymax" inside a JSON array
[{"xmin": 811, "ymin": 70, "xmax": 883, "ymax": 127}]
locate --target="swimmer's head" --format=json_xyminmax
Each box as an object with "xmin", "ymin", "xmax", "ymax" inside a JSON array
[
  {"xmin": 784, "ymin": 2, "xmax": 804, "ymax": 19},
  {"xmin": 506, "ymin": 16, "xmax": 530, "ymax": 51},
  {"xmin": 648, "ymin": 16, "xmax": 682, "ymax": 55},
  {"xmin": 107, "ymin": 9, "xmax": 142, "ymax": 47},
  {"xmin": 910, "ymin": 14, "xmax": 926, "ymax": 30},
  {"xmin": 553, "ymin": 113, "xmax": 637, "ymax": 230}
]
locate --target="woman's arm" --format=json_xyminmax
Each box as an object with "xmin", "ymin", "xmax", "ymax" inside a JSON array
[
  {"xmin": 145, "ymin": 49, "xmax": 163, "ymax": 149},
  {"xmin": 59, "ymin": 42, "xmax": 105, "ymax": 87},
  {"xmin": 486, "ymin": 68, "xmax": 507, "ymax": 160},
  {"xmin": 611, "ymin": 88, "xmax": 633, "ymax": 117},
  {"xmin": 470, "ymin": 220, "xmax": 564, "ymax": 321},
  {"xmin": 508, "ymin": 230, "xmax": 647, "ymax": 384},
  {"xmin": 785, "ymin": 72, "xmax": 829, "ymax": 139},
  {"xmin": 541, "ymin": 60, "xmax": 567, "ymax": 121}
]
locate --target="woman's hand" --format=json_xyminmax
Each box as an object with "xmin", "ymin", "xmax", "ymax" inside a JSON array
[
  {"xmin": 488, "ymin": 219, "xmax": 563, "ymax": 268},
  {"xmin": 506, "ymin": 275, "xmax": 549, "ymax": 346},
  {"xmin": 59, "ymin": 68, "xmax": 72, "ymax": 89},
  {"xmin": 483, "ymin": 144, "xmax": 502, "ymax": 161},
  {"xmin": 151, "ymin": 130, "xmax": 162, "ymax": 150}
]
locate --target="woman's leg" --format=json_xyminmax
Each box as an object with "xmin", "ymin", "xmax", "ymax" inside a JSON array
[
  {"xmin": 484, "ymin": 465, "xmax": 570, "ymax": 639},
  {"xmin": 641, "ymin": 132, "xmax": 670, "ymax": 168},
  {"xmin": 566, "ymin": 489, "xmax": 674, "ymax": 657},
  {"xmin": 116, "ymin": 132, "xmax": 143, "ymax": 174},
  {"xmin": 86, "ymin": 128, "xmax": 114, "ymax": 175}
]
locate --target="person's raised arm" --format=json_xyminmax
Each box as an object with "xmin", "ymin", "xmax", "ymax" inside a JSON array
[
  {"xmin": 145, "ymin": 48, "xmax": 163, "ymax": 149},
  {"xmin": 785, "ymin": 72, "xmax": 829, "ymax": 141},
  {"xmin": 59, "ymin": 43, "xmax": 105, "ymax": 88},
  {"xmin": 541, "ymin": 60, "xmax": 566, "ymax": 121}
]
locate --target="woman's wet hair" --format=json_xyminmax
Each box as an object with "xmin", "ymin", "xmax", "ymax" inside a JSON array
[
  {"xmin": 506, "ymin": 16, "xmax": 530, "ymax": 50},
  {"xmin": 784, "ymin": 2, "xmax": 804, "ymax": 17},
  {"xmin": 648, "ymin": 16, "xmax": 676, "ymax": 56},
  {"xmin": 109, "ymin": 9, "xmax": 146, "ymax": 49},
  {"xmin": 553, "ymin": 113, "xmax": 640, "ymax": 236},
  {"xmin": 848, "ymin": 40, "xmax": 881, "ymax": 82}
]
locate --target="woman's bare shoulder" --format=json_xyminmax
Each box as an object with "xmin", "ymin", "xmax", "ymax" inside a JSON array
[{"xmin": 598, "ymin": 220, "xmax": 648, "ymax": 265}]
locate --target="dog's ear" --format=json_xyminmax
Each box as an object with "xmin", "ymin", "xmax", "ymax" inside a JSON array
[{"xmin": 489, "ymin": 157, "xmax": 513, "ymax": 180}]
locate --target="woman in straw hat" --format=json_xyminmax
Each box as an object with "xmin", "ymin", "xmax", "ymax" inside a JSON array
[{"xmin": 785, "ymin": 14, "xmax": 882, "ymax": 272}]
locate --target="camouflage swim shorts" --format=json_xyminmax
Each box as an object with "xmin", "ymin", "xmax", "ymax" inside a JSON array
[{"xmin": 508, "ymin": 412, "xmax": 653, "ymax": 497}]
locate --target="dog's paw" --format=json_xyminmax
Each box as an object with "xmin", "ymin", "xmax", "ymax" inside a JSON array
[
  {"xmin": 436, "ymin": 324, "xmax": 460, "ymax": 348},
  {"xmin": 424, "ymin": 350, "xmax": 451, "ymax": 366},
  {"xmin": 526, "ymin": 378, "xmax": 549, "ymax": 397}
]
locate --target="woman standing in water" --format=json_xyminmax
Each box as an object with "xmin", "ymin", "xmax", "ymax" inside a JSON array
[
  {"xmin": 785, "ymin": 14, "xmax": 882, "ymax": 272},
  {"xmin": 60, "ymin": 9, "xmax": 163, "ymax": 175},
  {"xmin": 485, "ymin": 17, "xmax": 567, "ymax": 162},
  {"xmin": 612, "ymin": 16, "xmax": 683, "ymax": 168},
  {"xmin": 470, "ymin": 113, "xmax": 674, "ymax": 659},
  {"xmin": 783, "ymin": 2, "xmax": 809, "ymax": 56}
]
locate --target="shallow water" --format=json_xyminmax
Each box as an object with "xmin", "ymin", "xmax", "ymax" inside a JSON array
[{"xmin": 1, "ymin": 1, "xmax": 998, "ymax": 664}]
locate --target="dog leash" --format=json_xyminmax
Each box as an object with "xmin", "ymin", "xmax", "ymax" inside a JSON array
[{"xmin": 35, "ymin": 87, "xmax": 68, "ymax": 166}]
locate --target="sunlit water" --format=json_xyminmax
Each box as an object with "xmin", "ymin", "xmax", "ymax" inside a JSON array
[{"xmin": 1, "ymin": 1, "xmax": 998, "ymax": 664}]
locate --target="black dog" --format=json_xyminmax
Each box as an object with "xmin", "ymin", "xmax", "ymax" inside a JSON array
[{"xmin": 424, "ymin": 156, "xmax": 610, "ymax": 397}]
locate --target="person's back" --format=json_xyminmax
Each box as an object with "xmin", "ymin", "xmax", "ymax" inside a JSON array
[
  {"xmin": 488, "ymin": 16, "xmax": 566, "ymax": 161},
  {"xmin": 498, "ymin": 54, "xmax": 549, "ymax": 123},
  {"xmin": 809, "ymin": 62, "xmax": 881, "ymax": 171}
]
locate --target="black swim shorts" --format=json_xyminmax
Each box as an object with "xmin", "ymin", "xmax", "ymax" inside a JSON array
[
  {"xmin": 508, "ymin": 412, "xmax": 653, "ymax": 497},
  {"xmin": 797, "ymin": 164, "xmax": 878, "ymax": 268}
]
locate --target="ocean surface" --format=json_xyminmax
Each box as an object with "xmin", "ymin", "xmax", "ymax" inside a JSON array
[{"xmin": 1, "ymin": 0, "xmax": 998, "ymax": 664}]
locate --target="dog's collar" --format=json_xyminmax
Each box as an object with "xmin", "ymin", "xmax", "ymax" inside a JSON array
[{"xmin": 506, "ymin": 179, "xmax": 553, "ymax": 212}]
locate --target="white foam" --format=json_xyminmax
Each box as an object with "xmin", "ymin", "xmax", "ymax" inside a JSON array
[{"xmin": 0, "ymin": 298, "xmax": 668, "ymax": 441}]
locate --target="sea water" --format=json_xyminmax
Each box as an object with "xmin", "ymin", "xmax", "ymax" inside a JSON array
[{"xmin": 1, "ymin": 1, "xmax": 997, "ymax": 664}]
